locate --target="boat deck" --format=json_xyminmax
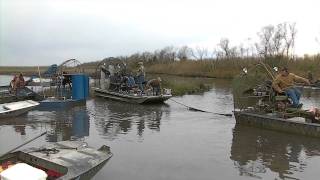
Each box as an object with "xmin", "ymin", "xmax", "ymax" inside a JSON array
[
  {"xmin": 1, "ymin": 141, "xmax": 113, "ymax": 180},
  {"xmin": 0, "ymin": 100, "xmax": 40, "ymax": 118},
  {"xmin": 94, "ymin": 88, "xmax": 172, "ymax": 104}
]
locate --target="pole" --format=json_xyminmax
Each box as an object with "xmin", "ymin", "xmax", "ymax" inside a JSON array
[
  {"xmin": 0, "ymin": 131, "xmax": 47, "ymax": 159},
  {"xmin": 38, "ymin": 66, "xmax": 45, "ymax": 98}
]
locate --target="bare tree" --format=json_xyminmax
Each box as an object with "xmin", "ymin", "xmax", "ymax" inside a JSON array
[
  {"xmin": 256, "ymin": 22, "xmax": 297, "ymax": 58},
  {"xmin": 256, "ymin": 25, "xmax": 274, "ymax": 58},
  {"xmin": 129, "ymin": 52, "xmax": 142, "ymax": 61},
  {"xmin": 238, "ymin": 43, "xmax": 245, "ymax": 58},
  {"xmin": 157, "ymin": 46, "xmax": 176, "ymax": 63},
  {"xmin": 196, "ymin": 46, "xmax": 208, "ymax": 60},
  {"xmin": 141, "ymin": 51, "xmax": 154, "ymax": 62},
  {"xmin": 272, "ymin": 23, "xmax": 286, "ymax": 56},
  {"xmin": 283, "ymin": 22, "xmax": 297, "ymax": 58},
  {"xmin": 190, "ymin": 46, "xmax": 208, "ymax": 60},
  {"xmin": 210, "ymin": 48, "xmax": 217, "ymax": 59},
  {"xmin": 218, "ymin": 38, "xmax": 231, "ymax": 58},
  {"xmin": 177, "ymin": 46, "xmax": 192, "ymax": 60}
]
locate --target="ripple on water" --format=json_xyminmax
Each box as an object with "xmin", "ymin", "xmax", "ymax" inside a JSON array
[{"xmin": 1, "ymin": 76, "xmax": 320, "ymax": 179}]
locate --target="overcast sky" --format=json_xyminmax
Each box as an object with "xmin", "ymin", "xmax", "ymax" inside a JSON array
[{"xmin": 0, "ymin": 0, "xmax": 319, "ymax": 66}]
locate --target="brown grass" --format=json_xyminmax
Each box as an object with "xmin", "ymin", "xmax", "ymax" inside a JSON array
[
  {"xmin": 0, "ymin": 66, "xmax": 48, "ymax": 76},
  {"xmin": 147, "ymin": 56, "xmax": 320, "ymax": 79},
  {"xmin": 2, "ymin": 55, "xmax": 320, "ymax": 79}
]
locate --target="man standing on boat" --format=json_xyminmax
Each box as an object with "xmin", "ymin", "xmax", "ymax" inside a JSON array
[
  {"xmin": 146, "ymin": 77, "xmax": 162, "ymax": 96},
  {"xmin": 136, "ymin": 62, "xmax": 145, "ymax": 93},
  {"xmin": 13, "ymin": 73, "xmax": 25, "ymax": 96},
  {"xmin": 272, "ymin": 67, "xmax": 310, "ymax": 108}
]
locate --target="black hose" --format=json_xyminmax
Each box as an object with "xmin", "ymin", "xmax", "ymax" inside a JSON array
[
  {"xmin": 169, "ymin": 99, "xmax": 232, "ymax": 117},
  {"xmin": 0, "ymin": 131, "xmax": 47, "ymax": 160}
]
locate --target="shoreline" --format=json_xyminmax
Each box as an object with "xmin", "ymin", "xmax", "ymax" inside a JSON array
[{"xmin": 2, "ymin": 57, "xmax": 320, "ymax": 80}]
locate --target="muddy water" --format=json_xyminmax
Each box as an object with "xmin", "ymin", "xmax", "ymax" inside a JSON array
[{"xmin": 1, "ymin": 75, "xmax": 320, "ymax": 180}]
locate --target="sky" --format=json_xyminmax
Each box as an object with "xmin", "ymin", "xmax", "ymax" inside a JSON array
[{"xmin": 0, "ymin": 0, "xmax": 319, "ymax": 66}]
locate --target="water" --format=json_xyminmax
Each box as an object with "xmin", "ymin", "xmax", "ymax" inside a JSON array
[
  {"xmin": 0, "ymin": 75, "xmax": 12, "ymax": 86},
  {"xmin": 1, "ymin": 75, "xmax": 320, "ymax": 179}
]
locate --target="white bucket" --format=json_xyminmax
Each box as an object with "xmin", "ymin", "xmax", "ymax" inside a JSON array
[
  {"xmin": 164, "ymin": 88, "xmax": 172, "ymax": 95},
  {"xmin": 0, "ymin": 163, "xmax": 48, "ymax": 180}
]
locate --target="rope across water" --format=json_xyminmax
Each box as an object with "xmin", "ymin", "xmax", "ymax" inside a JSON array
[{"xmin": 169, "ymin": 99, "xmax": 232, "ymax": 117}]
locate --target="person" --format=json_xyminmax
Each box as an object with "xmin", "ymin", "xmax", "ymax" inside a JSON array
[
  {"xmin": 127, "ymin": 73, "xmax": 136, "ymax": 89},
  {"xmin": 100, "ymin": 64, "xmax": 111, "ymax": 90},
  {"xmin": 307, "ymin": 71, "xmax": 314, "ymax": 84},
  {"xmin": 136, "ymin": 62, "xmax": 145, "ymax": 92},
  {"xmin": 10, "ymin": 75, "xmax": 18, "ymax": 94},
  {"xmin": 55, "ymin": 73, "xmax": 63, "ymax": 89},
  {"xmin": 272, "ymin": 67, "xmax": 310, "ymax": 108},
  {"xmin": 12, "ymin": 73, "xmax": 25, "ymax": 96},
  {"xmin": 146, "ymin": 77, "xmax": 162, "ymax": 96},
  {"xmin": 18, "ymin": 73, "xmax": 25, "ymax": 88},
  {"xmin": 62, "ymin": 71, "xmax": 72, "ymax": 89}
]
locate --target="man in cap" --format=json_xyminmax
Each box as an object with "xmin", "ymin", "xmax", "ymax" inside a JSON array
[
  {"xmin": 136, "ymin": 62, "xmax": 145, "ymax": 92},
  {"xmin": 272, "ymin": 67, "xmax": 310, "ymax": 108}
]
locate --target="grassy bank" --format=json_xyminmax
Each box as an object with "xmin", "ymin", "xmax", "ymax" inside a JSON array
[
  {"xmin": 147, "ymin": 74, "xmax": 213, "ymax": 96},
  {"xmin": 0, "ymin": 66, "xmax": 48, "ymax": 76},
  {"xmin": 2, "ymin": 56, "xmax": 320, "ymax": 79},
  {"xmin": 147, "ymin": 56, "xmax": 320, "ymax": 79},
  {"xmin": 2, "ymin": 56, "xmax": 320, "ymax": 95}
]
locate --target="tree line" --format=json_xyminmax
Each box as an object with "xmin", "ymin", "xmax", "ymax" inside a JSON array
[{"xmin": 113, "ymin": 22, "xmax": 320, "ymax": 63}]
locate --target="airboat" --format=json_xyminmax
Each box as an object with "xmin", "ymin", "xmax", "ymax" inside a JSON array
[
  {"xmin": 36, "ymin": 59, "xmax": 89, "ymax": 109},
  {"xmin": 233, "ymin": 62, "xmax": 320, "ymax": 137},
  {"xmin": 93, "ymin": 58, "xmax": 172, "ymax": 104},
  {"xmin": 0, "ymin": 85, "xmax": 43, "ymax": 104}
]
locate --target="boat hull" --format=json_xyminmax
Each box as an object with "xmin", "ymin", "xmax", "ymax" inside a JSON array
[
  {"xmin": 234, "ymin": 111, "xmax": 320, "ymax": 138},
  {"xmin": 0, "ymin": 106, "xmax": 37, "ymax": 118},
  {"xmin": 0, "ymin": 86, "xmax": 43, "ymax": 104},
  {"xmin": 0, "ymin": 100, "xmax": 39, "ymax": 118},
  {"xmin": 94, "ymin": 88, "xmax": 172, "ymax": 104}
]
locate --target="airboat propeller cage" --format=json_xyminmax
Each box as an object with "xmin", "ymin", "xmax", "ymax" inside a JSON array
[
  {"xmin": 58, "ymin": 59, "xmax": 89, "ymax": 100},
  {"xmin": 58, "ymin": 59, "xmax": 83, "ymax": 74},
  {"xmin": 94, "ymin": 57, "xmax": 127, "ymax": 90},
  {"xmin": 232, "ymin": 62, "xmax": 276, "ymax": 110}
]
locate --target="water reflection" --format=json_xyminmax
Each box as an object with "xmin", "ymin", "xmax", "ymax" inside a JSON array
[
  {"xmin": 0, "ymin": 113, "xmax": 42, "ymax": 136},
  {"xmin": 46, "ymin": 106, "xmax": 90, "ymax": 142},
  {"xmin": 0, "ymin": 106, "xmax": 90, "ymax": 142},
  {"xmin": 230, "ymin": 124, "xmax": 320, "ymax": 179},
  {"xmin": 89, "ymin": 98, "xmax": 170, "ymax": 139}
]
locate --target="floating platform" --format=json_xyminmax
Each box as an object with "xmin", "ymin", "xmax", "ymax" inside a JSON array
[
  {"xmin": 234, "ymin": 111, "xmax": 320, "ymax": 138},
  {"xmin": 94, "ymin": 88, "xmax": 172, "ymax": 104},
  {"xmin": 37, "ymin": 74, "xmax": 89, "ymax": 110},
  {"xmin": 37, "ymin": 98, "xmax": 86, "ymax": 110}
]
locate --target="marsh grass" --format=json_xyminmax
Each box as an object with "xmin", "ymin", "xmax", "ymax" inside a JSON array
[
  {"xmin": 2, "ymin": 56, "xmax": 320, "ymax": 96},
  {"xmin": 162, "ymin": 80, "xmax": 210, "ymax": 96},
  {"xmin": 147, "ymin": 56, "xmax": 320, "ymax": 79},
  {"xmin": 147, "ymin": 74, "xmax": 213, "ymax": 96},
  {"xmin": 0, "ymin": 66, "xmax": 48, "ymax": 76}
]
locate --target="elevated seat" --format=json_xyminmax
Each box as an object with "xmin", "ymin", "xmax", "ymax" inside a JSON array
[
  {"xmin": 274, "ymin": 95, "xmax": 288, "ymax": 101},
  {"xmin": 270, "ymin": 89, "xmax": 292, "ymax": 111}
]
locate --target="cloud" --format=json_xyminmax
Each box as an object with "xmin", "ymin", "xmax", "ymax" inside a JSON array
[{"xmin": 0, "ymin": 0, "xmax": 319, "ymax": 66}]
